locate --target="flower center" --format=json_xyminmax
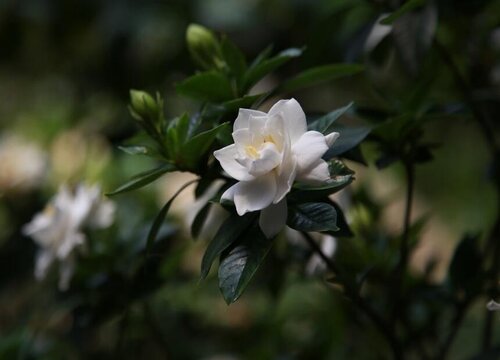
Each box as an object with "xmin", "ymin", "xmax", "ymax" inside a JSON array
[{"xmin": 245, "ymin": 145, "xmax": 259, "ymax": 159}]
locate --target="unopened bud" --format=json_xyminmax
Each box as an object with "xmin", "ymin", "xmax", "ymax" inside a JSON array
[
  {"xmin": 130, "ymin": 90, "xmax": 158, "ymax": 119},
  {"xmin": 186, "ymin": 24, "xmax": 223, "ymax": 70}
]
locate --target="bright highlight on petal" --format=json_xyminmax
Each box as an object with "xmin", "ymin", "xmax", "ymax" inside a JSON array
[{"xmin": 213, "ymin": 98, "xmax": 339, "ymax": 238}]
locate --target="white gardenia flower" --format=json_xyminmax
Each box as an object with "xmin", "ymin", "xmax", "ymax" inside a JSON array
[
  {"xmin": 213, "ymin": 98, "xmax": 339, "ymax": 238},
  {"xmin": 487, "ymin": 300, "xmax": 500, "ymax": 311},
  {"xmin": 22, "ymin": 184, "xmax": 115, "ymax": 290}
]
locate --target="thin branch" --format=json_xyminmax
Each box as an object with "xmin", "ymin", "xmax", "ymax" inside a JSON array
[
  {"xmin": 142, "ymin": 301, "xmax": 170, "ymax": 356},
  {"xmin": 433, "ymin": 38, "xmax": 497, "ymax": 155},
  {"xmin": 114, "ymin": 309, "xmax": 130, "ymax": 356},
  {"xmin": 437, "ymin": 301, "xmax": 470, "ymax": 359},
  {"xmin": 302, "ymin": 232, "xmax": 404, "ymax": 359},
  {"xmin": 434, "ymin": 37, "xmax": 500, "ymax": 354},
  {"xmin": 391, "ymin": 162, "xmax": 415, "ymax": 327}
]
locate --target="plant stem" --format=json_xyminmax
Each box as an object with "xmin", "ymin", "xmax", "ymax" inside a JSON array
[
  {"xmin": 434, "ymin": 36, "xmax": 499, "ymax": 355},
  {"xmin": 142, "ymin": 301, "xmax": 170, "ymax": 356},
  {"xmin": 433, "ymin": 38, "xmax": 496, "ymax": 155},
  {"xmin": 391, "ymin": 162, "xmax": 415, "ymax": 328},
  {"xmin": 302, "ymin": 232, "xmax": 404, "ymax": 359},
  {"xmin": 437, "ymin": 301, "xmax": 469, "ymax": 359}
]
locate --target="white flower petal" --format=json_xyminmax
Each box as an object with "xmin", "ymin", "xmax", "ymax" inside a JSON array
[
  {"xmin": 274, "ymin": 134, "xmax": 297, "ymax": 202},
  {"xmin": 232, "ymin": 129, "xmax": 251, "ymax": 156},
  {"xmin": 34, "ymin": 250, "xmax": 55, "ymax": 280},
  {"xmin": 231, "ymin": 173, "xmax": 277, "ymax": 215},
  {"xmin": 292, "ymin": 131, "xmax": 329, "ymax": 173},
  {"xmin": 214, "ymin": 144, "xmax": 255, "ymax": 181},
  {"xmin": 248, "ymin": 143, "xmax": 282, "ymax": 177},
  {"xmin": 259, "ymin": 199, "xmax": 287, "ymax": 239},
  {"xmin": 487, "ymin": 300, "xmax": 500, "ymax": 311},
  {"xmin": 58, "ymin": 256, "xmax": 75, "ymax": 291},
  {"xmin": 234, "ymin": 108, "xmax": 267, "ymax": 131},
  {"xmin": 248, "ymin": 115, "xmax": 266, "ymax": 145},
  {"xmin": 57, "ymin": 232, "xmax": 85, "ymax": 259},
  {"xmin": 268, "ymin": 98, "xmax": 307, "ymax": 143},
  {"xmin": 89, "ymin": 200, "xmax": 116, "ymax": 228},
  {"xmin": 297, "ymin": 159, "xmax": 330, "ymax": 185},
  {"xmin": 325, "ymin": 132, "xmax": 340, "ymax": 147}
]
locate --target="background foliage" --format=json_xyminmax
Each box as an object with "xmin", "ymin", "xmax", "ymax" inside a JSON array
[{"xmin": 1, "ymin": 0, "xmax": 499, "ymax": 359}]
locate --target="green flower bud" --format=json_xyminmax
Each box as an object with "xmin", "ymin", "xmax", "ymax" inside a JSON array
[
  {"xmin": 129, "ymin": 90, "xmax": 158, "ymax": 120},
  {"xmin": 186, "ymin": 24, "xmax": 223, "ymax": 70}
]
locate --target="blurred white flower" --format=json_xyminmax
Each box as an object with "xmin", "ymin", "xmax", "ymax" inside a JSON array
[
  {"xmin": 214, "ymin": 98, "xmax": 338, "ymax": 238},
  {"xmin": 22, "ymin": 184, "xmax": 115, "ymax": 290},
  {"xmin": 487, "ymin": 300, "xmax": 500, "ymax": 311},
  {"xmin": 0, "ymin": 134, "xmax": 47, "ymax": 193}
]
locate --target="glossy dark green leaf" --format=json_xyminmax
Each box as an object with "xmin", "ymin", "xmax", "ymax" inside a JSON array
[
  {"xmin": 380, "ymin": 0, "xmax": 426, "ymax": 25},
  {"xmin": 176, "ymin": 71, "xmax": 234, "ymax": 102},
  {"xmin": 200, "ymin": 212, "xmax": 256, "ymax": 279},
  {"xmin": 278, "ymin": 64, "xmax": 364, "ymax": 93},
  {"xmin": 191, "ymin": 202, "xmax": 212, "ymax": 239},
  {"xmin": 324, "ymin": 126, "xmax": 371, "ymax": 159},
  {"xmin": 327, "ymin": 200, "xmax": 353, "ymax": 237},
  {"xmin": 221, "ymin": 36, "xmax": 247, "ymax": 81},
  {"xmin": 308, "ymin": 102, "xmax": 354, "ymax": 134},
  {"xmin": 146, "ymin": 180, "xmax": 198, "ymax": 256},
  {"xmin": 194, "ymin": 176, "xmax": 213, "ymax": 198},
  {"xmin": 107, "ymin": 164, "xmax": 175, "ymax": 196},
  {"xmin": 287, "ymin": 202, "xmax": 339, "ymax": 232},
  {"xmin": 179, "ymin": 122, "xmax": 230, "ymax": 169},
  {"xmin": 218, "ymin": 226, "xmax": 273, "ymax": 304},
  {"xmin": 242, "ymin": 47, "xmax": 303, "ymax": 91}
]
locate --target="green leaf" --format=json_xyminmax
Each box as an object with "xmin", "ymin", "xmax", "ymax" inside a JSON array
[
  {"xmin": 174, "ymin": 113, "xmax": 191, "ymax": 145},
  {"xmin": 218, "ymin": 226, "xmax": 273, "ymax": 304},
  {"xmin": 249, "ymin": 45, "xmax": 273, "ymax": 68},
  {"xmin": 164, "ymin": 113, "xmax": 194, "ymax": 158},
  {"xmin": 194, "ymin": 176, "xmax": 213, "ymax": 198},
  {"xmin": 327, "ymin": 200, "xmax": 353, "ymax": 237},
  {"xmin": 380, "ymin": 0, "xmax": 426, "ymax": 25},
  {"xmin": 191, "ymin": 202, "xmax": 212, "ymax": 239},
  {"xmin": 278, "ymin": 63, "xmax": 364, "ymax": 93},
  {"xmin": 107, "ymin": 164, "xmax": 175, "ymax": 196},
  {"xmin": 200, "ymin": 212, "xmax": 256, "ymax": 279},
  {"xmin": 118, "ymin": 145, "xmax": 150, "ymax": 156},
  {"xmin": 308, "ymin": 102, "xmax": 354, "ymax": 133},
  {"xmin": 221, "ymin": 36, "xmax": 247, "ymax": 81},
  {"xmin": 145, "ymin": 180, "xmax": 198, "ymax": 256},
  {"xmin": 448, "ymin": 234, "xmax": 482, "ymax": 298},
  {"xmin": 287, "ymin": 202, "xmax": 339, "ymax": 232},
  {"xmin": 242, "ymin": 47, "xmax": 303, "ymax": 92},
  {"xmin": 222, "ymin": 94, "xmax": 263, "ymax": 112},
  {"xmin": 179, "ymin": 122, "xmax": 230, "ymax": 169},
  {"xmin": 324, "ymin": 126, "xmax": 371, "ymax": 159},
  {"xmin": 176, "ymin": 71, "xmax": 234, "ymax": 102}
]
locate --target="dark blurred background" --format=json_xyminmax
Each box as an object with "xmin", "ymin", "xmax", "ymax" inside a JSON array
[{"xmin": 1, "ymin": 0, "xmax": 499, "ymax": 358}]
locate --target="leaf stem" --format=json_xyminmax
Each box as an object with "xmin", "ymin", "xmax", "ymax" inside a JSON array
[{"xmin": 302, "ymin": 232, "xmax": 404, "ymax": 359}]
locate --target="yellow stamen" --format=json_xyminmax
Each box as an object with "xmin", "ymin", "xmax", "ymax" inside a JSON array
[{"xmin": 245, "ymin": 145, "xmax": 259, "ymax": 159}]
